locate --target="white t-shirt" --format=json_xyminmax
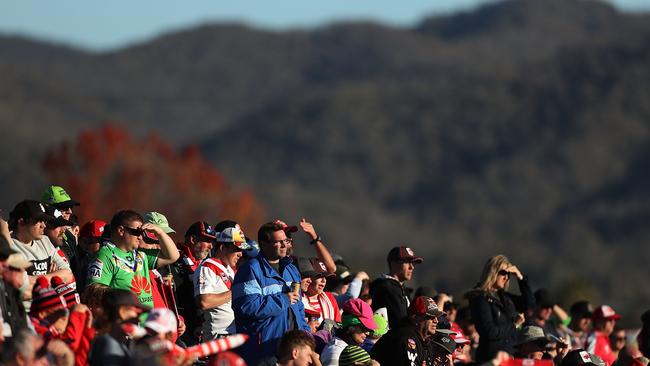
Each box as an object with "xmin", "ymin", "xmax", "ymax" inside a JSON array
[
  {"xmin": 321, "ymin": 337, "xmax": 349, "ymax": 366},
  {"xmin": 10, "ymin": 236, "xmax": 71, "ymax": 312},
  {"xmin": 193, "ymin": 258, "xmax": 235, "ymax": 338}
]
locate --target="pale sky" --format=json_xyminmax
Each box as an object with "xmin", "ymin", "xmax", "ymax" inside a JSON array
[{"xmin": 1, "ymin": 0, "xmax": 648, "ymax": 51}]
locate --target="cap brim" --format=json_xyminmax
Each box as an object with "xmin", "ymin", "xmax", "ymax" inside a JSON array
[
  {"xmin": 360, "ymin": 316, "xmax": 378, "ymax": 331},
  {"xmin": 411, "ymin": 257, "xmax": 423, "ymax": 264},
  {"xmin": 53, "ymin": 200, "xmax": 80, "ymax": 208},
  {"xmin": 284, "ymin": 226, "xmax": 299, "ymax": 233},
  {"xmin": 161, "ymin": 226, "xmax": 175, "ymax": 234},
  {"xmin": 302, "ymin": 271, "xmax": 320, "ymax": 278},
  {"xmin": 49, "ymin": 217, "xmax": 74, "ymax": 227},
  {"xmin": 7, "ymin": 257, "xmax": 32, "ymax": 270}
]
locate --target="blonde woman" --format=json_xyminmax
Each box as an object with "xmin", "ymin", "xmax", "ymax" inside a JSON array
[{"xmin": 466, "ymin": 255, "xmax": 535, "ymax": 362}]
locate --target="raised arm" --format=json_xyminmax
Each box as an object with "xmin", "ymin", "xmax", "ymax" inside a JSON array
[
  {"xmin": 299, "ymin": 218, "xmax": 336, "ymax": 274},
  {"xmin": 143, "ymin": 223, "xmax": 180, "ymax": 267}
]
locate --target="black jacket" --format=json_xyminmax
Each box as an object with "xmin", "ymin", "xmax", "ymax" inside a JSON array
[
  {"xmin": 370, "ymin": 275, "xmax": 409, "ymax": 329},
  {"xmin": 467, "ymin": 277, "xmax": 534, "ymax": 362},
  {"xmin": 371, "ymin": 317, "xmax": 430, "ymax": 366}
]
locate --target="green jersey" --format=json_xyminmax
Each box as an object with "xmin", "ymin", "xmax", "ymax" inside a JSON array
[{"xmin": 87, "ymin": 241, "xmax": 158, "ymax": 307}]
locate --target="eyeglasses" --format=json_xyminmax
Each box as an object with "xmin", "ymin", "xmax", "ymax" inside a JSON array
[
  {"xmin": 614, "ymin": 337, "xmax": 626, "ymax": 342},
  {"xmin": 498, "ymin": 270, "xmax": 511, "ymax": 278},
  {"xmin": 122, "ymin": 225, "xmax": 144, "ymax": 237}
]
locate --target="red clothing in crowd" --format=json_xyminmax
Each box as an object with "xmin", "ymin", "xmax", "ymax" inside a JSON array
[
  {"xmin": 31, "ymin": 309, "xmax": 95, "ymax": 366},
  {"xmin": 586, "ymin": 331, "xmax": 616, "ymax": 366}
]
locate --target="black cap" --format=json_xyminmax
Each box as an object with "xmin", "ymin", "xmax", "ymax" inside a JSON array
[
  {"xmin": 102, "ymin": 289, "xmax": 151, "ymax": 314},
  {"xmin": 44, "ymin": 205, "xmax": 74, "ymax": 227},
  {"xmin": 430, "ymin": 332, "xmax": 457, "ymax": 355},
  {"xmin": 214, "ymin": 220, "xmax": 239, "ymax": 234},
  {"xmin": 534, "ymin": 288, "xmax": 555, "ymax": 308},
  {"xmin": 561, "ymin": 350, "xmax": 605, "ymax": 366},
  {"xmin": 570, "ymin": 301, "xmax": 594, "ymax": 319},
  {"xmin": 296, "ymin": 257, "xmax": 331, "ymax": 278},
  {"xmin": 10, "ymin": 200, "xmax": 53, "ymax": 223}
]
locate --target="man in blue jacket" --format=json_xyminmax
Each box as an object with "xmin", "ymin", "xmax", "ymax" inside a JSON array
[{"xmin": 232, "ymin": 221, "xmax": 309, "ymax": 364}]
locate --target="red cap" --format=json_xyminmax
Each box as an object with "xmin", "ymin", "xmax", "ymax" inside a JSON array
[
  {"xmin": 272, "ymin": 219, "xmax": 298, "ymax": 233},
  {"xmin": 593, "ymin": 305, "xmax": 621, "ymax": 320},
  {"xmin": 387, "ymin": 246, "xmax": 423, "ymax": 263},
  {"xmin": 79, "ymin": 219, "xmax": 107, "ymax": 239},
  {"xmin": 408, "ymin": 296, "xmax": 444, "ymax": 318}
]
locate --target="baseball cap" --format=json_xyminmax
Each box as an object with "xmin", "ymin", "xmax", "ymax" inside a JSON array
[
  {"xmin": 450, "ymin": 323, "xmax": 470, "ymax": 344},
  {"xmin": 44, "ymin": 205, "xmax": 74, "ymax": 227},
  {"xmin": 79, "ymin": 220, "xmax": 107, "ymax": 238},
  {"xmin": 371, "ymin": 313, "xmax": 388, "ymax": 337},
  {"xmin": 185, "ymin": 221, "xmax": 217, "ymax": 240},
  {"xmin": 342, "ymin": 298, "xmax": 377, "ymax": 330},
  {"xmin": 10, "ymin": 200, "xmax": 53, "ymax": 223},
  {"xmin": 296, "ymin": 256, "xmax": 320, "ymax": 278},
  {"xmin": 562, "ymin": 350, "xmax": 604, "ymax": 366},
  {"xmin": 387, "ymin": 246, "xmax": 423, "ymax": 263},
  {"xmin": 515, "ymin": 325, "xmax": 550, "ymax": 346},
  {"xmin": 214, "ymin": 219, "xmax": 239, "ymax": 234},
  {"xmin": 272, "ymin": 219, "xmax": 298, "ymax": 233},
  {"xmin": 339, "ymin": 345, "xmax": 371, "ymax": 366},
  {"xmin": 534, "ymin": 288, "xmax": 556, "ymax": 308},
  {"xmin": 103, "ymin": 289, "xmax": 151, "ymax": 312},
  {"xmin": 570, "ymin": 301, "xmax": 594, "ymax": 319},
  {"xmin": 145, "ymin": 308, "xmax": 178, "ymax": 335},
  {"xmin": 593, "ymin": 305, "xmax": 621, "ymax": 320},
  {"xmin": 408, "ymin": 296, "xmax": 444, "ymax": 318},
  {"xmin": 216, "ymin": 227, "xmax": 251, "ymax": 250},
  {"xmin": 431, "ymin": 332, "xmax": 457, "ymax": 355},
  {"xmin": 5, "ymin": 252, "xmax": 32, "ymax": 270},
  {"xmin": 143, "ymin": 212, "xmax": 175, "ymax": 234},
  {"xmin": 41, "ymin": 185, "xmax": 80, "ymax": 208}
]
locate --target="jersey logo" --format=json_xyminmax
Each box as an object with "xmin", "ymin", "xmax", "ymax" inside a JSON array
[
  {"xmin": 88, "ymin": 259, "xmax": 104, "ymax": 279},
  {"xmin": 29, "ymin": 258, "xmax": 50, "ymax": 276},
  {"xmin": 407, "ymin": 350, "xmax": 417, "ymax": 364},
  {"xmin": 130, "ymin": 275, "xmax": 152, "ymax": 296}
]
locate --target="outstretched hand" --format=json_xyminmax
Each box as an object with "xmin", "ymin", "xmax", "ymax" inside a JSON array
[{"xmin": 299, "ymin": 218, "xmax": 318, "ymax": 241}]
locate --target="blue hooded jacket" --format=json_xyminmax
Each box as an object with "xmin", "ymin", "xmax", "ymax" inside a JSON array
[{"xmin": 232, "ymin": 254, "xmax": 309, "ymax": 362}]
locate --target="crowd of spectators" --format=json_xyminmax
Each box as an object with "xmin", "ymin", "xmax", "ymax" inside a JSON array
[{"xmin": 1, "ymin": 185, "xmax": 650, "ymax": 366}]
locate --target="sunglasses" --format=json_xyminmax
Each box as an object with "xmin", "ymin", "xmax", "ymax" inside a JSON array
[
  {"xmin": 122, "ymin": 225, "xmax": 145, "ymax": 237},
  {"xmin": 498, "ymin": 270, "xmax": 511, "ymax": 277}
]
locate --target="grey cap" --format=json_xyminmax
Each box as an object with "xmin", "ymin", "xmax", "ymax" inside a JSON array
[{"xmin": 515, "ymin": 325, "xmax": 550, "ymax": 346}]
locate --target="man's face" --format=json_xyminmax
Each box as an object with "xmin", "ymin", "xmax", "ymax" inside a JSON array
[
  {"xmin": 261, "ymin": 230, "xmax": 288, "ymax": 261},
  {"xmin": 22, "ymin": 219, "xmax": 46, "ymax": 241},
  {"xmin": 602, "ymin": 318, "xmax": 617, "ymax": 335},
  {"xmin": 293, "ymin": 345, "xmax": 313, "ymax": 366},
  {"xmin": 119, "ymin": 219, "xmax": 144, "ymax": 249},
  {"xmin": 45, "ymin": 225, "xmax": 66, "ymax": 246},
  {"xmin": 79, "ymin": 237, "xmax": 101, "ymax": 253},
  {"xmin": 537, "ymin": 306, "xmax": 553, "ymax": 321},
  {"xmin": 191, "ymin": 236, "xmax": 213, "ymax": 260},
  {"xmin": 22, "ymin": 333, "xmax": 48, "ymax": 366},
  {"xmin": 577, "ymin": 317, "xmax": 592, "ymax": 332},
  {"xmin": 301, "ymin": 277, "xmax": 312, "ymax": 293},
  {"xmin": 426, "ymin": 316, "xmax": 439, "ymax": 336},
  {"xmin": 392, "ymin": 260, "xmax": 415, "ymax": 282},
  {"xmin": 221, "ymin": 244, "xmax": 243, "ymax": 268},
  {"xmin": 3, "ymin": 266, "xmax": 25, "ymax": 289},
  {"xmin": 58, "ymin": 205, "xmax": 73, "ymax": 221}
]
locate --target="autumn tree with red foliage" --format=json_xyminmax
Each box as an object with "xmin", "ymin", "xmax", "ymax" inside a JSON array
[{"xmin": 43, "ymin": 124, "xmax": 264, "ymax": 237}]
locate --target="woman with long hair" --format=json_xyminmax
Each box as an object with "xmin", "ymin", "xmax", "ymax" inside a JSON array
[{"xmin": 466, "ymin": 254, "xmax": 535, "ymax": 362}]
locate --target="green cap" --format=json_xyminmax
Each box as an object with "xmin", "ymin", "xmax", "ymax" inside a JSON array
[
  {"xmin": 41, "ymin": 185, "xmax": 80, "ymax": 208},
  {"xmin": 371, "ymin": 314, "xmax": 388, "ymax": 337},
  {"xmin": 143, "ymin": 211, "xmax": 175, "ymax": 234}
]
